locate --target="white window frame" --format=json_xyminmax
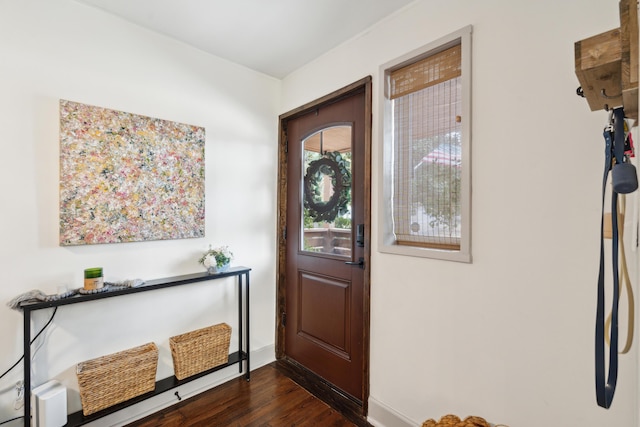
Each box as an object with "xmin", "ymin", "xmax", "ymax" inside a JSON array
[{"xmin": 378, "ymin": 25, "xmax": 472, "ymax": 263}]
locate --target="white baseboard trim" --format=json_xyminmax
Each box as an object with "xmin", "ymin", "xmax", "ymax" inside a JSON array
[
  {"xmin": 368, "ymin": 396, "xmax": 419, "ymax": 427},
  {"xmin": 86, "ymin": 344, "xmax": 275, "ymax": 427}
]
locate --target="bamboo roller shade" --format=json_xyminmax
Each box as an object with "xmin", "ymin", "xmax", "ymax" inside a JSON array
[{"xmin": 390, "ymin": 44, "xmax": 461, "ymax": 99}]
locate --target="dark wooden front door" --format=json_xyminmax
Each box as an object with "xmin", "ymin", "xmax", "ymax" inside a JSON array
[{"xmin": 278, "ymin": 78, "xmax": 371, "ymax": 406}]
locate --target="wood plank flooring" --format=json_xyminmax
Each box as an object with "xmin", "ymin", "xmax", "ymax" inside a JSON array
[{"xmin": 125, "ymin": 363, "xmax": 358, "ymax": 427}]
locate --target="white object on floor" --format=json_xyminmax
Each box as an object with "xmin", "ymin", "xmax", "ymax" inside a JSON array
[{"xmin": 32, "ymin": 380, "xmax": 67, "ymax": 427}]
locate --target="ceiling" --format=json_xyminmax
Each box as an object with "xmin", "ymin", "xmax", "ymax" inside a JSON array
[{"xmin": 73, "ymin": 0, "xmax": 415, "ymax": 79}]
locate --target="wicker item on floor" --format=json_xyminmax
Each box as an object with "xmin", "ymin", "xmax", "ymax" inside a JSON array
[
  {"xmin": 76, "ymin": 342, "xmax": 158, "ymax": 416},
  {"xmin": 422, "ymin": 415, "xmax": 490, "ymax": 427},
  {"xmin": 170, "ymin": 323, "xmax": 231, "ymax": 380}
]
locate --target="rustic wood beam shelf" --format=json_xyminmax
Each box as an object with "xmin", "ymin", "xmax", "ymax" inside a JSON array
[
  {"xmin": 19, "ymin": 267, "xmax": 251, "ymax": 427},
  {"xmin": 575, "ymin": 0, "xmax": 638, "ymax": 120}
]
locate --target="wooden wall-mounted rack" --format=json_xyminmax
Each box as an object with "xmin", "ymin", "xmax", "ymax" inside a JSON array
[{"xmin": 575, "ymin": 0, "xmax": 638, "ymax": 120}]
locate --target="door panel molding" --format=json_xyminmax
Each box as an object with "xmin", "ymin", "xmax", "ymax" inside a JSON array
[{"xmin": 298, "ymin": 271, "xmax": 351, "ymax": 358}]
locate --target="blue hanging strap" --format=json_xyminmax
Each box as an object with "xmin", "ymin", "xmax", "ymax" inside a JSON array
[{"xmin": 595, "ymin": 107, "xmax": 625, "ymax": 409}]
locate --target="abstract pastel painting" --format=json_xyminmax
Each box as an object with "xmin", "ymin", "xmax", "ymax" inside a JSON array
[{"xmin": 59, "ymin": 100, "xmax": 205, "ymax": 246}]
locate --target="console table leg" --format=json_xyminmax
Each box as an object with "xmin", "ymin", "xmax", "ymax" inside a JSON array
[
  {"xmin": 245, "ymin": 272, "xmax": 250, "ymax": 381},
  {"xmin": 23, "ymin": 309, "xmax": 32, "ymax": 426},
  {"xmin": 238, "ymin": 274, "xmax": 243, "ymax": 375}
]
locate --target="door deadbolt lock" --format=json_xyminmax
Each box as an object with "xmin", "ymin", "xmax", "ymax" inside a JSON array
[{"xmin": 356, "ymin": 224, "xmax": 364, "ymax": 247}]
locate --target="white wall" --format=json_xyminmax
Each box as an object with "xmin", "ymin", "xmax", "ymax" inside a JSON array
[
  {"xmin": 0, "ymin": 0, "xmax": 279, "ymax": 424},
  {"xmin": 282, "ymin": 0, "xmax": 637, "ymax": 426}
]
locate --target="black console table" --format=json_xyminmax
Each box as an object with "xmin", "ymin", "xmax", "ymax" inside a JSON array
[{"xmin": 19, "ymin": 266, "xmax": 251, "ymax": 427}]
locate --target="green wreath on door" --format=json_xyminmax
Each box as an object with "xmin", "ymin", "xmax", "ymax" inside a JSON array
[{"xmin": 303, "ymin": 151, "xmax": 351, "ymax": 223}]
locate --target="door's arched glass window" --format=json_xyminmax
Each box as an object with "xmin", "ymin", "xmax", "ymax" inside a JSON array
[{"xmin": 301, "ymin": 125, "xmax": 352, "ymax": 257}]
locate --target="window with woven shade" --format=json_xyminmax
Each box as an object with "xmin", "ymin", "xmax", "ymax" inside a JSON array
[{"xmin": 379, "ymin": 26, "xmax": 472, "ymax": 263}]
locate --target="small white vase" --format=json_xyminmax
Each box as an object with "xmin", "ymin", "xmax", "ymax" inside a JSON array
[{"xmin": 207, "ymin": 263, "xmax": 230, "ymax": 274}]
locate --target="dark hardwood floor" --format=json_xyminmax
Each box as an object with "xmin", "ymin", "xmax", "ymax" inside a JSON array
[{"xmin": 125, "ymin": 363, "xmax": 359, "ymax": 427}]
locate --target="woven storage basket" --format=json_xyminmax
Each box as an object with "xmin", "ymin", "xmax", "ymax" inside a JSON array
[
  {"xmin": 422, "ymin": 415, "xmax": 504, "ymax": 427},
  {"xmin": 76, "ymin": 342, "xmax": 158, "ymax": 416},
  {"xmin": 170, "ymin": 323, "xmax": 231, "ymax": 380}
]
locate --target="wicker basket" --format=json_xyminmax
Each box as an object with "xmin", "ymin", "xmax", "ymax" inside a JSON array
[
  {"xmin": 170, "ymin": 323, "xmax": 231, "ymax": 380},
  {"xmin": 422, "ymin": 415, "xmax": 498, "ymax": 427},
  {"xmin": 76, "ymin": 342, "xmax": 158, "ymax": 416}
]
